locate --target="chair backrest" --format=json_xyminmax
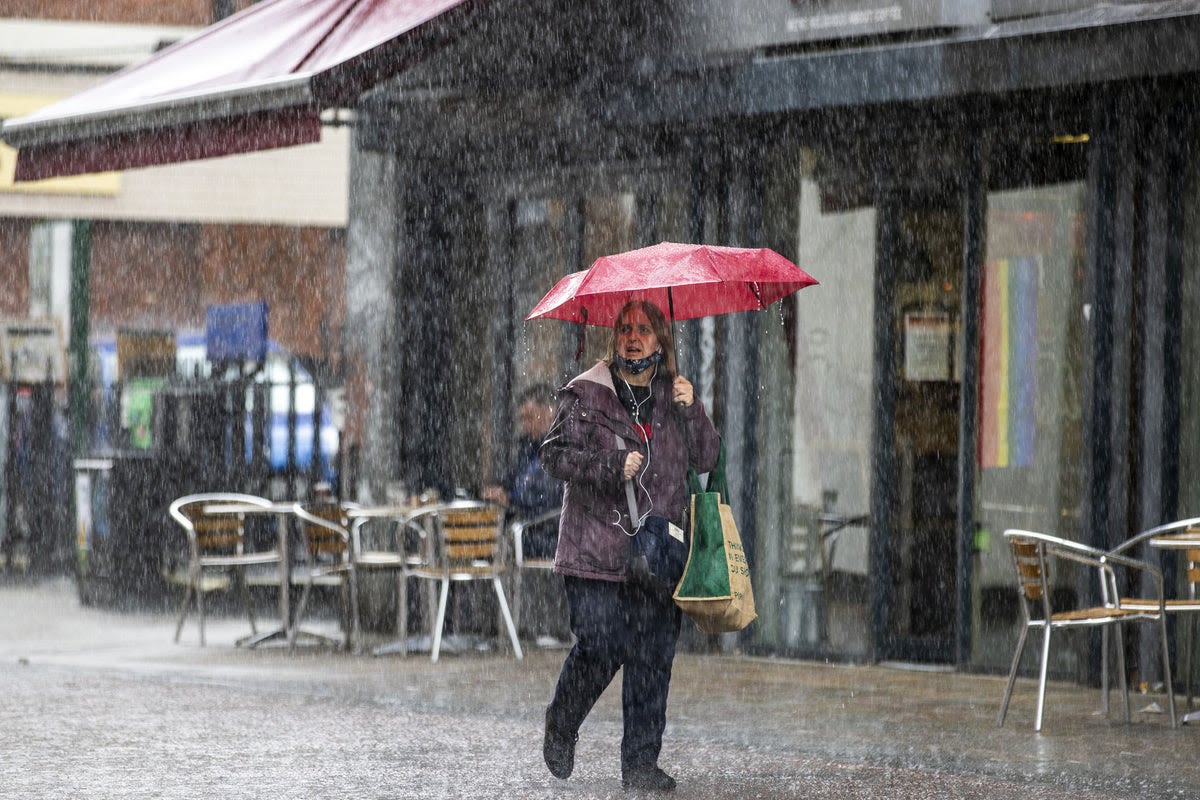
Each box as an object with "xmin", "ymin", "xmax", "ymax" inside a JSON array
[
  {"xmin": 1010, "ymin": 538, "xmax": 1047, "ymax": 601},
  {"xmin": 1007, "ymin": 535, "xmax": 1053, "ymax": 623},
  {"xmin": 1185, "ymin": 527, "xmax": 1200, "ymax": 594},
  {"xmin": 170, "ymin": 493, "xmax": 274, "ymax": 555},
  {"xmin": 437, "ymin": 502, "xmax": 505, "ymax": 568},
  {"xmin": 1186, "ymin": 549, "xmax": 1200, "ymax": 586},
  {"xmin": 294, "ymin": 502, "xmax": 353, "ymax": 560},
  {"xmin": 1005, "ymin": 529, "xmax": 1117, "ymax": 618}
]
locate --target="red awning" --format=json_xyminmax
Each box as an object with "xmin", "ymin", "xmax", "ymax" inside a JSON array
[{"xmin": 2, "ymin": 0, "xmax": 473, "ymax": 181}]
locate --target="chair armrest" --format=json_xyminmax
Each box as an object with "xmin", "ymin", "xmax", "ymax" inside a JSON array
[
  {"xmin": 1005, "ymin": 528, "xmax": 1165, "ymax": 607},
  {"xmin": 510, "ymin": 510, "xmax": 559, "ymax": 566},
  {"xmin": 511, "ymin": 509, "xmax": 560, "ymax": 537},
  {"xmin": 1109, "ymin": 516, "xmax": 1200, "ymax": 556}
]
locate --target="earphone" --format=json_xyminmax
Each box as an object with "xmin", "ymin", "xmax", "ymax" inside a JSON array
[{"xmin": 612, "ymin": 366, "xmax": 656, "ymax": 536}]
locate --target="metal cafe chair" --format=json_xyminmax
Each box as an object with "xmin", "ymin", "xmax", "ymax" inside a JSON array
[
  {"xmin": 169, "ymin": 493, "xmax": 280, "ymax": 646},
  {"xmin": 400, "ymin": 501, "xmax": 523, "ymax": 663},
  {"xmin": 509, "ymin": 509, "xmax": 560, "ymax": 637},
  {"xmin": 345, "ymin": 504, "xmax": 432, "ymax": 657},
  {"xmin": 997, "ymin": 529, "xmax": 1176, "ymax": 731},
  {"xmin": 291, "ymin": 502, "xmax": 363, "ymax": 651},
  {"xmin": 1109, "ymin": 517, "xmax": 1200, "ymax": 720}
]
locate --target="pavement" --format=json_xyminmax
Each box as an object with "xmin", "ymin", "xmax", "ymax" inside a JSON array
[{"xmin": 0, "ymin": 575, "xmax": 1197, "ymax": 799}]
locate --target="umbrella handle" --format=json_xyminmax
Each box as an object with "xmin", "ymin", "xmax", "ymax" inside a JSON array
[{"xmin": 573, "ymin": 308, "xmax": 588, "ymax": 361}]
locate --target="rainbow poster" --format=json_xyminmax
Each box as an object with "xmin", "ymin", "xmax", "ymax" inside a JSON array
[{"xmin": 978, "ymin": 256, "xmax": 1038, "ymax": 468}]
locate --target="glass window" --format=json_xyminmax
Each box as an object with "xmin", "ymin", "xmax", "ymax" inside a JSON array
[
  {"xmin": 511, "ymin": 197, "xmax": 573, "ymax": 392},
  {"xmin": 1179, "ymin": 146, "xmax": 1200, "ymax": 517},
  {"xmin": 971, "ymin": 181, "xmax": 1087, "ymax": 669},
  {"xmin": 758, "ymin": 147, "xmax": 876, "ymax": 656}
]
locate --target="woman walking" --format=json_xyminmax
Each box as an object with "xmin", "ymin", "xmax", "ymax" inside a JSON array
[{"xmin": 539, "ymin": 299, "xmax": 720, "ymax": 792}]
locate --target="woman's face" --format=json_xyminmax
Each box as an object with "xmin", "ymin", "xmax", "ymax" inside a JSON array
[{"xmin": 617, "ymin": 307, "xmax": 660, "ymax": 362}]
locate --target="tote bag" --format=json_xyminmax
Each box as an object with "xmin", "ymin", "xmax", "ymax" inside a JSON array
[{"xmin": 673, "ymin": 445, "xmax": 757, "ymax": 633}]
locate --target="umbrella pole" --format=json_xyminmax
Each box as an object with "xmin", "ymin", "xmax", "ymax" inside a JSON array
[{"xmin": 668, "ymin": 287, "xmax": 679, "ymax": 371}]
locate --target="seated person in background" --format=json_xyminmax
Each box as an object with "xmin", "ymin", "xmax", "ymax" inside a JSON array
[{"xmin": 482, "ymin": 383, "xmax": 563, "ymax": 559}]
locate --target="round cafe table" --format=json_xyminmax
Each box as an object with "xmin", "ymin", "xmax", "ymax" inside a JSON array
[
  {"xmin": 202, "ymin": 501, "xmax": 339, "ymax": 649},
  {"xmin": 345, "ymin": 503, "xmax": 434, "ymax": 656},
  {"xmin": 1149, "ymin": 530, "xmax": 1200, "ymax": 725}
]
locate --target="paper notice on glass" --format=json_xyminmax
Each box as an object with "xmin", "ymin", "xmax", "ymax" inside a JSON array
[{"xmin": 904, "ymin": 311, "xmax": 952, "ymax": 382}]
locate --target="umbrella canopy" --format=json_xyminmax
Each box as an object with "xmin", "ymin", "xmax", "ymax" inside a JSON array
[
  {"xmin": 526, "ymin": 242, "xmax": 819, "ymax": 328},
  {"xmin": 1, "ymin": 0, "xmax": 472, "ymax": 181}
]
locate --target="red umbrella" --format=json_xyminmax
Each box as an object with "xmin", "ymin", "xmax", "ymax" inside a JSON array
[{"xmin": 526, "ymin": 242, "xmax": 818, "ymax": 328}]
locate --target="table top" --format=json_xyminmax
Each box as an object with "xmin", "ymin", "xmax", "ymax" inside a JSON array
[
  {"xmin": 201, "ymin": 501, "xmax": 297, "ymax": 515},
  {"xmin": 345, "ymin": 504, "xmax": 425, "ymax": 519},
  {"xmin": 1149, "ymin": 531, "xmax": 1200, "ymax": 548}
]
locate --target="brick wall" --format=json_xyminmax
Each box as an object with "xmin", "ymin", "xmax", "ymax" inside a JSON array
[
  {"xmin": 0, "ymin": 0, "xmax": 258, "ymax": 25},
  {"xmin": 2, "ymin": 219, "xmax": 345, "ymax": 364},
  {"xmin": 89, "ymin": 221, "xmax": 345, "ymax": 361},
  {"xmin": 0, "ymin": 218, "xmax": 30, "ymax": 318}
]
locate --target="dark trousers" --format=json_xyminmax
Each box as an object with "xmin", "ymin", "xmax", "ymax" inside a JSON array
[{"xmin": 547, "ymin": 576, "xmax": 682, "ymax": 769}]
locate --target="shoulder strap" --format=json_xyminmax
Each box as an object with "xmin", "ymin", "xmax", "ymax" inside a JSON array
[
  {"xmin": 614, "ymin": 434, "xmax": 640, "ymax": 527},
  {"xmin": 706, "ymin": 440, "xmax": 729, "ymax": 503}
]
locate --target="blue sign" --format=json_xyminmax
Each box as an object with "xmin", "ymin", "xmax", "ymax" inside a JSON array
[{"xmin": 205, "ymin": 301, "xmax": 268, "ymax": 362}]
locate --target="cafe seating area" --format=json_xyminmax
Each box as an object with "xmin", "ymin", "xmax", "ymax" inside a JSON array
[
  {"xmin": 997, "ymin": 528, "xmax": 1177, "ymax": 732},
  {"xmin": 164, "ymin": 489, "xmax": 552, "ymax": 661},
  {"xmin": 995, "ymin": 519, "xmax": 1200, "ymax": 732}
]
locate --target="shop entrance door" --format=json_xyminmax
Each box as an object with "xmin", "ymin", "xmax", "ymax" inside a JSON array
[{"xmin": 875, "ymin": 192, "xmax": 963, "ymax": 662}]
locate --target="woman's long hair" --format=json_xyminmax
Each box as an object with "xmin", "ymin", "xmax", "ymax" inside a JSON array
[{"xmin": 605, "ymin": 299, "xmax": 676, "ymax": 376}]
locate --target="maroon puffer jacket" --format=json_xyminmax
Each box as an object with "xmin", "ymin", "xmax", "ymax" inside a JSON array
[{"xmin": 539, "ymin": 361, "xmax": 720, "ymax": 583}]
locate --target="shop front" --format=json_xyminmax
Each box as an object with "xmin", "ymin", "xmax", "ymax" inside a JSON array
[
  {"xmin": 753, "ymin": 108, "xmax": 1093, "ymax": 666},
  {"xmin": 346, "ymin": 6, "xmax": 1200, "ymax": 673},
  {"xmin": 8, "ymin": 0, "xmax": 1200, "ymax": 677}
]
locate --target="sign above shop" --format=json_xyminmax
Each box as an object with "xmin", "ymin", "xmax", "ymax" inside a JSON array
[
  {"xmin": 683, "ymin": 0, "xmax": 988, "ymax": 52},
  {"xmin": 991, "ymin": 0, "xmax": 1129, "ymax": 21}
]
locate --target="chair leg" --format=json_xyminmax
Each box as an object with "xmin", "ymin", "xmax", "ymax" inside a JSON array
[
  {"xmin": 1035, "ymin": 624, "xmax": 1053, "ymax": 732},
  {"xmin": 431, "ymin": 578, "xmax": 450, "ymax": 663},
  {"xmin": 292, "ymin": 579, "xmax": 313, "ymax": 648},
  {"xmin": 174, "ymin": 578, "xmax": 194, "ymax": 643},
  {"xmin": 1160, "ymin": 615, "xmax": 1178, "ymax": 728},
  {"xmin": 1186, "ymin": 615, "xmax": 1196, "ymax": 711},
  {"xmin": 998, "ymin": 623, "xmax": 1030, "ymax": 727},
  {"xmin": 238, "ymin": 567, "xmax": 257, "ymax": 636},
  {"xmin": 1100, "ymin": 626, "xmax": 1110, "ymax": 717},
  {"xmin": 513, "ymin": 568, "xmax": 523, "ymax": 638},
  {"xmin": 1114, "ymin": 623, "xmax": 1130, "ymax": 724},
  {"xmin": 493, "ymin": 577, "xmax": 524, "ymax": 660},
  {"xmin": 396, "ymin": 571, "xmax": 409, "ymax": 657},
  {"xmin": 347, "ymin": 568, "xmax": 361, "ymax": 654},
  {"xmin": 197, "ymin": 570, "xmax": 207, "ymax": 648}
]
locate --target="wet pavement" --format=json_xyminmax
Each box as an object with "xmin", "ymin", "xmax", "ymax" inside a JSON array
[{"xmin": 1, "ymin": 576, "xmax": 1197, "ymax": 799}]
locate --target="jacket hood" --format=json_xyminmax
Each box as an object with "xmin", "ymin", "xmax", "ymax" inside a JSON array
[{"xmin": 562, "ymin": 361, "xmax": 616, "ymax": 396}]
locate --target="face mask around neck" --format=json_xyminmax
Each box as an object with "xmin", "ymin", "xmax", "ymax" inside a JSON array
[{"xmin": 614, "ymin": 349, "xmax": 662, "ymax": 376}]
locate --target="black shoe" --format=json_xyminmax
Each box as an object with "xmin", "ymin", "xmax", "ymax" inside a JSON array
[
  {"xmin": 543, "ymin": 709, "xmax": 577, "ymax": 780},
  {"xmin": 622, "ymin": 765, "xmax": 676, "ymax": 792}
]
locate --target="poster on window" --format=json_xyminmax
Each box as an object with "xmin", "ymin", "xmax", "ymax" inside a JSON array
[
  {"xmin": 0, "ymin": 318, "xmax": 66, "ymax": 383},
  {"xmin": 978, "ymin": 256, "xmax": 1038, "ymax": 468},
  {"xmin": 903, "ymin": 311, "xmax": 953, "ymax": 382}
]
